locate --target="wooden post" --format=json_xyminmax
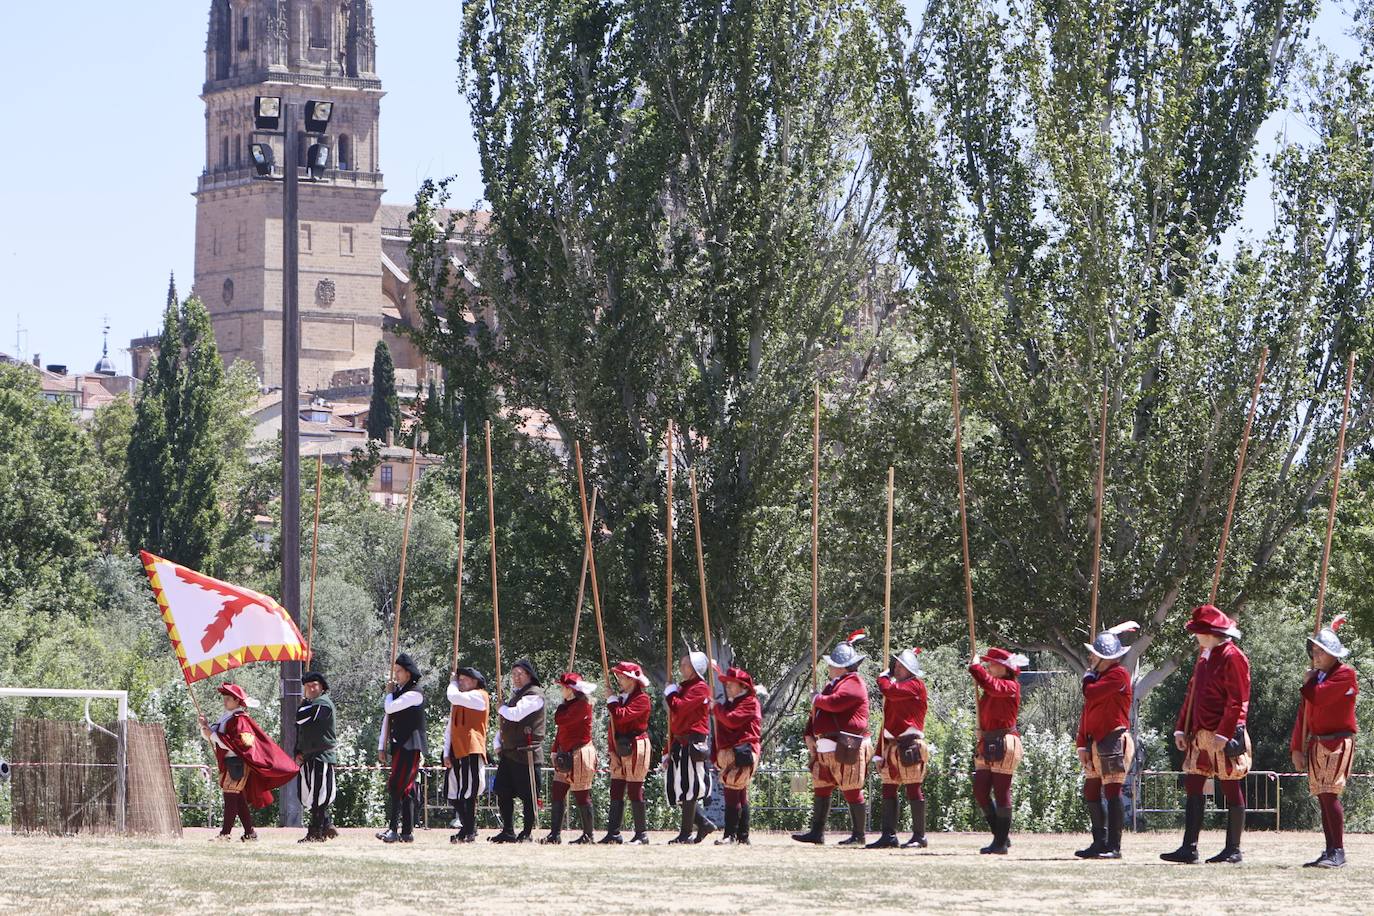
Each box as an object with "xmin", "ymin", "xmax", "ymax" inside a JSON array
[
  {"xmin": 568, "ymin": 487, "xmax": 599, "ymax": 671},
  {"xmin": 485, "ymin": 421, "xmax": 503, "ymax": 703},
  {"xmin": 1315, "ymin": 353, "xmax": 1357, "ymax": 633},
  {"xmin": 665, "ymin": 421, "xmax": 675, "ymax": 684},
  {"xmin": 1088, "ymin": 378, "xmax": 1109, "ymax": 639},
  {"xmin": 811, "ymin": 382, "xmax": 821, "ymax": 691},
  {"xmin": 689, "ymin": 469, "xmax": 717, "ymax": 710},
  {"xmin": 1210, "ymin": 348, "xmax": 1268, "ymax": 605},
  {"xmin": 389, "ymin": 436, "xmax": 422, "ymax": 668},
  {"xmin": 951, "ymin": 364, "xmax": 977, "ymax": 654},
  {"xmin": 305, "ymin": 452, "xmax": 323, "ymax": 663},
  {"xmin": 450, "ymin": 432, "xmax": 469, "ymax": 674},
  {"xmin": 883, "ymin": 466, "xmax": 895, "ymax": 666}
]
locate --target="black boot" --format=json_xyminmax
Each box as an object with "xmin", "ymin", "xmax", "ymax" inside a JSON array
[
  {"xmin": 489, "ymin": 797, "xmax": 518, "ymax": 843},
  {"xmin": 540, "ymin": 798, "xmax": 565, "ymax": 844},
  {"xmin": 737, "ymin": 804, "xmax": 751, "ymax": 845},
  {"xmin": 321, "ymin": 809, "xmax": 338, "ymax": 841},
  {"xmin": 300, "ymin": 806, "xmax": 322, "ymax": 843},
  {"xmin": 628, "ymin": 800, "xmax": 650, "ymax": 844},
  {"xmin": 599, "ymin": 799, "xmax": 625, "ymax": 844},
  {"xmin": 456, "ymin": 797, "xmax": 478, "ymax": 842},
  {"xmin": 792, "ymin": 795, "xmax": 830, "ymax": 844},
  {"xmin": 1308, "ymin": 847, "xmax": 1346, "ymax": 868},
  {"xmin": 569, "ymin": 804, "xmax": 596, "ymax": 844},
  {"xmin": 668, "ymin": 801, "xmax": 697, "ymax": 844},
  {"xmin": 715, "ymin": 804, "xmax": 739, "ymax": 845},
  {"xmin": 398, "ymin": 797, "xmax": 415, "ymax": 842},
  {"xmin": 866, "ymin": 797, "xmax": 899, "ymax": 848},
  {"xmin": 903, "ymin": 797, "xmax": 928, "ymax": 848},
  {"xmin": 978, "ymin": 805, "xmax": 1000, "ymax": 854},
  {"xmin": 693, "ymin": 806, "xmax": 717, "ymax": 843},
  {"xmin": 377, "ymin": 795, "xmax": 400, "ymax": 842},
  {"xmin": 990, "ymin": 809, "xmax": 1012, "ymax": 855},
  {"xmin": 1098, "ymin": 796, "xmax": 1124, "ymax": 859},
  {"xmin": 1075, "ymin": 799, "xmax": 1107, "ymax": 858},
  {"xmin": 1205, "ymin": 803, "xmax": 1244, "ymax": 864},
  {"xmin": 1160, "ymin": 794, "xmax": 1203, "ymax": 863},
  {"xmin": 516, "ymin": 796, "xmax": 536, "ymax": 842},
  {"xmin": 837, "ymin": 801, "xmax": 867, "ymax": 846}
]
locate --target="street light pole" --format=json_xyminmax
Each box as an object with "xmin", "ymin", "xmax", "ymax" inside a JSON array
[{"xmin": 278, "ymin": 101, "xmax": 304, "ymax": 829}]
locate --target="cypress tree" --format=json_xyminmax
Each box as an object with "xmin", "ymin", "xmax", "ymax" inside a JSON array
[{"xmin": 366, "ymin": 341, "xmax": 398, "ymax": 443}]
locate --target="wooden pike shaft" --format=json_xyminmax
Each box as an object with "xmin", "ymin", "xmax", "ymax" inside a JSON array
[
  {"xmin": 1210, "ymin": 348, "xmax": 1268, "ymax": 605},
  {"xmin": 951, "ymin": 364, "xmax": 976, "ymax": 653},
  {"xmin": 1088, "ymin": 379, "xmax": 1109, "ymax": 639},
  {"xmin": 573, "ymin": 442, "xmax": 612, "ymax": 697},
  {"xmin": 568, "ymin": 487, "xmax": 599, "ymax": 671},
  {"xmin": 450, "ymin": 434, "xmax": 469, "ymax": 674},
  {"xmin": 689, "ymin": 469, "xmax": 717, "ymax": 712},
  {"xmin": 883, "ymin": 466, "xmax": 895, "ymax": 666},
  {"xmin": 306, "ymin": 452, "xmax": 323, "ymax": 663},
  {"xmin": 666, "ymin": 421, "xmax": 675, "ymax": 684},
  {"xmin": 390, "ymin": 435, "xmax": 421, "ymax": 668},
  {"xmin": 486, "ymin": 421, "xmax": 503, "ymax": 703},
  {"xmin": 811, "ymin": 382, "xmax": 821, "ymax": 691},
  {"xmin": 1315, "ymin": 353, "xmax": 1357, "ymax": 633}
]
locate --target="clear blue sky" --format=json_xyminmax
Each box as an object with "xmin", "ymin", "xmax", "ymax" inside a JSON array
[{"xmin": 0, "ymin": 2, "xmax": 1357, "ymax": 376}]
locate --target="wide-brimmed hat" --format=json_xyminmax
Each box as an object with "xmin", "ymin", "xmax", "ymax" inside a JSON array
[
  {"xmin": 1185, "ymin": 604, "xmax": 1241, "ymax": 639},
  {"xmin": 455, "ymin": 666, "xmax": 487, "ymax": 689},
  {"xmin": 891, "ymin": 647, "xmax": 924, "ymax": 678},
  {"xmin": 302, "ymin": 671, "xmax": 329, "ymax": 692},
  {"xmin": 1308, "ymin": 614, "xmax": 1351, "ymax": 660},
  {"xmin": 980, "ymin": 647, "xmax": 1030, "ymax": 674},
  {"xmin": 822, "ymin": 629, "xmax": 868, "ymax": 669},
  {"xmin": 1085, "ymin": 621, "xmax": 1140, "ymax": 662},
  {"xmin": 559, "ymin": 672, "xmax": 597, "ymax": 695},
  {"xmin": 612, "ymin": 660, "xmax": 650, "ymax": 687},
  {"xmin": 512, "ymin": 658, "xmax": 542, "ymax": 686},
  {"xmin": 713, "ymin": 662, "xmax": 756, "ymax": 691},
  {"xmin": 217, "ymin": 683, "xmax": 260, "ymax": 709},
  {"xmin": 394, "ymin": 653, "xmax": 422, "ymax": 681}
]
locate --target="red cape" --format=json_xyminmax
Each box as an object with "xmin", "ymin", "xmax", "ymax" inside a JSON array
[{"xmin": 214, "ymin": 710, "xmax": 300, "ymax": 809}]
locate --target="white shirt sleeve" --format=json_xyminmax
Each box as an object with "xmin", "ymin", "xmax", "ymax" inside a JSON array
[
  {"xmin": 377, "ymin": 715, "xmax": 389, "ymax": 752},
  {"xmin": 497, "ymin": 693, "xmax": 545, "ymax": 721},
  {"xmin": 383, "ymin": 689, "xmax": 424, "ymax": 714},
  {"xmin": 447, "ymin": 684, "xmax": 488, "ymax": 711},
  {"xmin": 442, "ymin": 716, "xmax": 452, "ymax": 756},
  {"xmin": 493, "ymin": 730, "xmax": 502, "ymax": 751}
]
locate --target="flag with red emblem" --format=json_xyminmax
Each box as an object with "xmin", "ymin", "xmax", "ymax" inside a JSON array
[{"xmin": 141, "ymin": 551, "xmax": 307, "ymax": 684}]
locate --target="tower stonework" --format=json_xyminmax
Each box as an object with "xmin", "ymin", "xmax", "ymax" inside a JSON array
[{"xmin": 196, "ymin": 0, "xmax": 385, "ymax": 390}]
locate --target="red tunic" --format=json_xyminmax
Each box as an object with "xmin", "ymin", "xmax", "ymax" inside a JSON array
[
  {"xmin": 552, "ymin": 696, "xmax": 594, "ymax": 752},
  {"xmin": 805, "ymin": 671, "xmax": 869, "ymax": 738},
  {"xmin": 970, "ymin": 664, "xmax": 1020, "ymax": 731},
  {"xmin": 877, "ymin": 674, "xmax": 927, "ymax": 736},
  {"xmin": 211, "ymin": 710, "xmax": 299, "ymax": 809},
  {"xmin": 1076, "ymin": 663, "xmax": 1132, "ymax": 747},
  {"xmin": 1174, "ymin": 640, "xmax": 1250, "ymax": 737},
  {"xmin": 1290, "ymin": 664, "xmax": 1359, "ymax": 751},
  {"xmin": 712, "ymin": 692, "xmax": 762, "ymax": 754},
  {"xmin": 608, "ymin": 686, "xmax": 651, "ymax": 752},
  {"xmin": 667, "ymin": 676, "xmax": 711, "ymax": 743}
]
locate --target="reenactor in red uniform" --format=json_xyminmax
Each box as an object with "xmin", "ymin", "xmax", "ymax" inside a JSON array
[
  {"xmin": 543, "ymin": 672, "xmax": 598, "ymax": 845},
  {"xmin": 1075, "ymin": 622, "xmax": 1138, "ymax": 860},
  {"xmin": 665, "ymin": 651, "xmax": 718, "ymax": 843},
  {"xmin": 866, "ymin": 647, "xmax": 929, "ymax": 849},
  {"xmin": 1161, "ymin": 604, "xmax": 1251, "ymax": 865},
  {"xmin": 602, "ymin": 661, "xmax": 653, "ymax": 844},
  {"xmin": 200, "ymin": 683, "xmax": 298, "ymax": 842},
  {"xmin": 969, "ymin": 647, "xmax": 1027, "ymax": 855},
  {"xmin": 794, "ymin": 631, "xmax": 872, "ymax": 846},
  {"xmin": 712, "ymin": 664, "xmax": 764, "ymax": 845},
  {"xmin": 1291, "ymin": 615, "xmax": 1358, "ymax": 869}
]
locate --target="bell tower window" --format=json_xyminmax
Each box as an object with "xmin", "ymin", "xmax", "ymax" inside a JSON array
[
  {"xmin": 310, "ymin": 6, "xmax": 328, "ymax": 48},
  {"xmin": 338, "ymin": 134, "xmax": 352, "ymax": 171},
  {"xmin": 238, "ymin": 15, "xmax": 250, "ymax": 52}
]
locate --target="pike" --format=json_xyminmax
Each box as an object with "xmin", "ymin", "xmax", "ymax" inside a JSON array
[
  {"xmin": 388, "ymin": 427, "xmax": 422, "ymax": 671},
  {"xmin": 1088, "ymin": 377, "xmax": 1109, "ymax": 640},
  {"xmin": 450, "ymin": 426, "xmax": 469, "ymax": 675},
  {"xmin": 305, "ymin": 451, "xmax": 324, "ymax": 663}
]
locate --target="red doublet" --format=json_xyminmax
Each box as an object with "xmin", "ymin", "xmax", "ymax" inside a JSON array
[
  {"xmin": 553, "ymin": 696, "xmax": 594, "ymax": 751},
  {"xmin": 608, "ymin": 686, "xmax": 651, "ymax": 751},
  {"xmin": 805, "ymin": 671, "xmax": 869, "ymax": 738},
  {"xmin": 1076, "ymin": 663, "xmax": 1132, "ymax": 747},
  {"xmin": 212, "ymin": 710, "xmax": 299, "ymax": 809},
  {"xmin": 877, "ymin": 674, "xmax": 927, "ymax": 735},
  {"xmin": 1175, "ymin": 640, "xmax": 1250, "ymax": 737},
  {"xmin": 970, "ymin": 664, "xmax": 1020, "ymax": 731},
  {"xmin": 1291, "ymin": 664, "xmax": 1359, "ymax": 751},
  {"xmin": 712, "ymin": 692, "xmax": 762, "ymax": 755},
  {"xmin": 667, "ymin": 676, "xmax": 711, "ymax": 743}
]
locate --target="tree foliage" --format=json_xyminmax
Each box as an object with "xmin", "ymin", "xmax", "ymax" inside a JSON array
[{"xmin": 366, "ymin": 341, "xmax": 399, "ymax": 443}]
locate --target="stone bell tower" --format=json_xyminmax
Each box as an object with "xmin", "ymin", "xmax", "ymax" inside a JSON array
[{"xmin": 195, "ymin": 0, "xmax": 386, "ymax": 390}]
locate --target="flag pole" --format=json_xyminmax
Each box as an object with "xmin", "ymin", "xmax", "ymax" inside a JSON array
[
  {"xmin": 665, "ymin": 420, "xmax": 675, "ymax": 685},
  {"xmin": 1315, "ymin": 353, "xmax": 1357, "ymax": 633},
  {"xmin": 486, "ymin": 420, "xmax": 503, "ymax": 703},
  {"xmin": 951, "ymin": 364, "xmax": 977, "ymax": 655},
  {"xmin": 811, "ymin": 382, "xmax": 821, "ymax": 692},
  {"xmin": 389, "ymin": 430, "xmax": 422, "ymax": 669},
  {"xmin": 688, "ymin": 469, "xmax": 716, "ymax": 726},
  {"xmin": 883, "ymin": 466, "xmax": 895, "ymax": 666},
  {"xmin": 1210, "ymin": 348, "xmax": 1268, "ymax": 605},
  {"xmin": 1088, "ymin": 377, "xmax": 1109, "ymax": 640},
  {"xmin": 568, "ymin": 487, "xmax": 599, "ymax": 671},
  {"xmin": 450, "ymin": 429, "xmax": 469, "ymax": 675},
  {"xmin": 305, "ymin": 451, "xmax": 324, "ymax": 663}
]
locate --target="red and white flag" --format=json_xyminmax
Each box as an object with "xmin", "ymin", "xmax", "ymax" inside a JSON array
[{"xmin": 141, "ymin": 551, "xmax": 306, "ymax": 684}]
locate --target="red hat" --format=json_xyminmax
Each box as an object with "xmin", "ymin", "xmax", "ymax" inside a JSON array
[
  {"xmin": 1184, "ymin": 604, "xmax": 1241, "ymax": 639},
  {"xmin": 712, "ymin": 662, "xmax": 756, "ymax": 692},
  {"xmin": 217, "ymin": 683, "xmax": 260, "ymax": 709},
  {"xmin": 612, "ymin": 661, "xmax": 650, "ymax": 687},
  {"xmin": 558, "ymin": 672, "xmax": 597, "ymax": 695},
  {"xmin": 980, "ymin": 647, "xmax": 1030, "ymax": 674}
]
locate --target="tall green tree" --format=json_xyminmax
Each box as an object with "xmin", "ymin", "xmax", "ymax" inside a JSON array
[
  {"xmin": 367, "ymin": 341, "xmax": 399, "ymax": 443},
  {"xmin": 88, "ymin": 394, "xmax": 134, "ymax": 550}
]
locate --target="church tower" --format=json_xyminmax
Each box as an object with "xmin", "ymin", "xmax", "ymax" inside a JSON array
[{"xmin": 196, "ymin": 0, "xmax": 386, "ymax": 390}]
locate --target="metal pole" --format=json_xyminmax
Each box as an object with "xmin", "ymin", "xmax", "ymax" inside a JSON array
[
  {"xmin": 116, "ymin": 693, "xmax": 127, "ymax": 835},
  {"xmin": 278, "ymin": 101, "xmax": 303, "ymax": 828}
]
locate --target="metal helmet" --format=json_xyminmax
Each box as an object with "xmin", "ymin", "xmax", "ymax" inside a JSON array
[
  {"xmin": 1307, "ymin": 614, "xmax": 1351, "ymax": 660},
  {"xmin": 822, "ymin": 630, "xmax": 868, "ymax": 669},
  {"xmin": 1085, "ymin": 620, "xmax": 1139, "ymax": 662},
  {"xmin": 891, "ymin": 647, "xmax": 924, "ymax": 678},
  {"xmin": 686, "ymin": 651, "xmax": 710, "ymax": 678}
]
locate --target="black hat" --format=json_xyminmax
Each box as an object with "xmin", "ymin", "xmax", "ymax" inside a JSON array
[
  {"xmin": 512, "ymin": 658, "xmax": 541, "ymax": 686},
  {"xmin": 455, "ymin": 666, "xmax": 487, "ymax": 689},
  {"xmin": 394, "ymin": 653, "xmax": 422, "ymax": 681},
  {"xmin": 302, "ymin": 671, "xmax": 329, "ymax": 692}
]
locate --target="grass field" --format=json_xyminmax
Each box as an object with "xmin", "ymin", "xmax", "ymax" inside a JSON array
[{"xmin": 0, "ymin": 828, "xmax": 1369, "ymax": 914}]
